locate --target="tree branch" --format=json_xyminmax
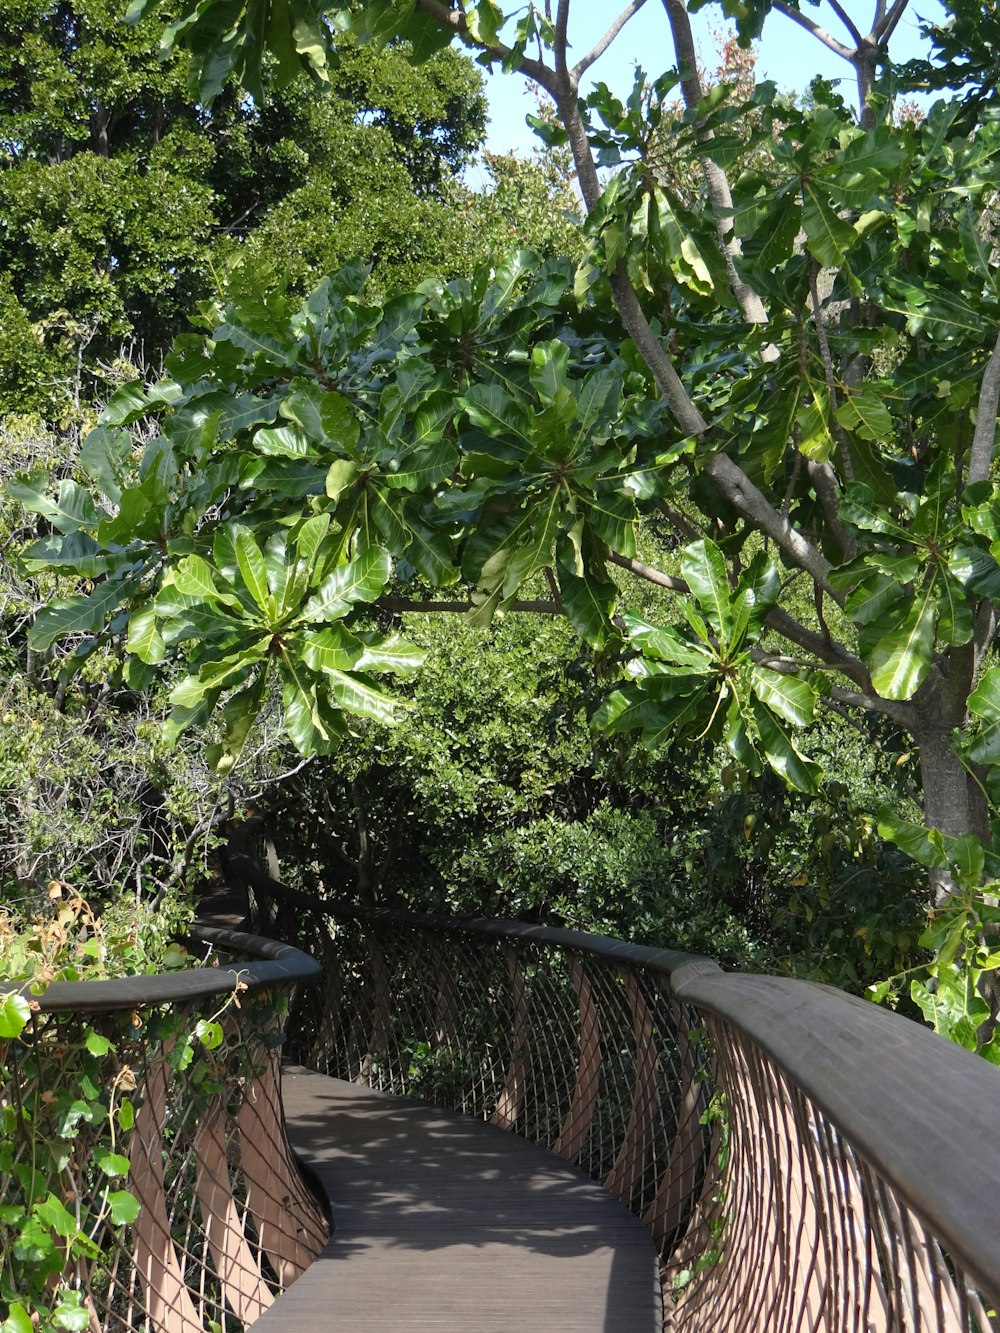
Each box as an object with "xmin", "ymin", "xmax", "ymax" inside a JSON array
[
  {"xmin": 763, "ymin": 606, "xmax": 872, "ymax": 686},
  {"xmin": 378, "ymin": 597, "xmax": 561, "ymax": 614},
  {"xmin": 968, "ymin": 328, "xmax": 1000, "ymax": 486},
  {"xmin": 414, "ymin": 0, "xmax": 557, "ymax": 93},
  {"xmin": 825, "ymin": 0, "xmax": 863, "ymax": 48},
  {"xmin": 771, "ymin": 0, "xmax": 857, "ymax": 61},
  {"xmin": 660, "ymin": 0, "xmax": 774, "ymax": 342},
  {"xmin": 826, "ymin": 682, "xmax": 912, "ymax": 723},
  {"xmin": 806, "ymin": 459, "xmax": 857, "ymax": 562},
  {"xmin": 706, "ymin": 453, "xmax": 841, "ymax": 598},
  {"xmin": 573, "ymin": 0, "xmax": 650, "ymax": 78},
  {"xmin": 871, "ymin": 0, "xmax": 910, "ymax": 43},
  {"xmin": 607, "ymin": 551, "xmax": 689, "ymax": 592}
]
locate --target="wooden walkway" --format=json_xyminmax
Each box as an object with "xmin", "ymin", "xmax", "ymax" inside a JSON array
[{"xmin": 258, "ymin": 1067, "xmax": 662, "ymax": 1331}]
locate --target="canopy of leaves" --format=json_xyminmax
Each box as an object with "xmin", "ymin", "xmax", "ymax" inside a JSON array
[{"xmin": 0, "ymin": 0, "xmax": 487, "ymax": 417}]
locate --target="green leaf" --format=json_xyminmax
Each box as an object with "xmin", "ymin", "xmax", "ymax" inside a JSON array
[
  {"xmin": 681, "ymin": 539, "xmax": 732, "ymax": 638},
  {"xmin": 127, "ymin": 605, "xmax": 166, "ymax": 665},
  {"xmin": 28, "ymin": 580, "xmax": 130, "ymax": 652},
  {"xmin": 328, "ymin": 670, "xmax": 403, "ymax": 724},
  {"xmin": 281, "ymin": 659, "xmax": 345, "ymax": 756},
  {"xmin": 585, "ymin": 490, "xmax": 637, "ymax": 558},
  {"xmin": 195, "ymin": 1019, "xmax": 224, "ymax": 1049},
  {"xmin": 354, "ymin": 632, "xmax": 426, "ymax": 676},
  {"xmin": 0, "ymin": 992, "xmax": 31, "ymax": 1038},
  {"xmin": 621, "ymin": 613, "xmax": 713, "ymax": 669},
  {"xmin": 52, "ymin": 1295, "xmax": 91, "ymax": 1333},
  {"xmin": 300, "ymin": 547, "xmax": 392, "ymax": 622},
  {"xmin": 750, "ymin": 698, "xmax": 822, "ymax": 794},
  {"xmin": 84, "ymin": 1030, "xmax": 114, "ymax": 1056},
  {"xmin": 749, "ymin": 666, "xmax": 816, "ymax": 727},
  {"xmin": 0, "ymin": 1304, "xmax": 33, "ymax": 1333},
  {"xmin": 107, "ymin": 1191, "xmax": 141, "ymax": 1225},
  {"xmin": 557, "ymin": 567, "xmax": 618, "ymax": 649},
  {"xmin": 234, "ymin": 526, "xmax": 273, "ymax": 616},
  {"xmin": 868, "ymin": 586, "xmax": 937, "ymax": 700},
  {"xmin": 299, "ymin": 626, "xmax": 365, "ymax": 673},
  {"xmin": 802, "ymin": 181, "xmax": 857, "ymax": 268},
  {"xmin": 9, "ymin": 473, "xmax": 101, "ymax": 533},
  {"xmin": 94, "ymin": 1146, "xmax": 131, "ymax": 1177},
  {"xmin": 835, "ymin": 388, "xmax": 892, "ymax": 442},
  {"xmin": 877, "ymin": 809, "xmax": 949, "ymax": 869},
  {"xmin": 281, "ymin": 379, "xmax": 359, "ymax": 448}
]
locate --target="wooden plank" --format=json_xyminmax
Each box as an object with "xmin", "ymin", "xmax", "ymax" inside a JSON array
[{"xmin": 256, "ymin": 1068, "xmax": 662, "ymax": 1331}]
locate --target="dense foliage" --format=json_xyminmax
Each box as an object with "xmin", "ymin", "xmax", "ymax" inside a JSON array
[{"xmin": 0, "ymin": 0, "xmax": 487, "ymax": 419}]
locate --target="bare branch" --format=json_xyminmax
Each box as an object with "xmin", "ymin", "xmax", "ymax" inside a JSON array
[
  {"xmin": 660, "ymin": 0, "xmax": 775, "ymax": 341},
  {"xmin": 827, "ymin": 682, "xmax": 913, "ymax": 724},
  {"xmin": 573, "ymin": 0, "xmax": 650, "ymax": 79},
  {"xmin": 968, "ymin": 328, "xmax": 1000, "ymax": 486},
  {"xmin": 706, "ymin": 454, "xmax": 841, "ymax": 598},
  {"xmin": 872, "ymin": 0, "xmax": 910, "ymax": 42},
  {"xmin": 806, "ymin": 459, "xmax": 857, "ymax": 562},
  {"xmin": 607, "ymin": 551, "xmax": 689, "ymax": 593},
  {"xmin": 809, "ymin": 261, "xmax": 854, "ymax": 481},
  {"xmin": 771, "ymin": 0, "xmax": 857, "ymax": 61},
  {"xmin": 378, "ymin": 597, "xmax": 561, "ymax": 614},
  {"xmin": 825, "ymin": 0, "xmax": 863, "ymax": 48}
]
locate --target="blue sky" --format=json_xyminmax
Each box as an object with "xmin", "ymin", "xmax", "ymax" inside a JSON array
[{"xmin": 478, "ymin": 1, "xmax": 946, "ymax": 158}]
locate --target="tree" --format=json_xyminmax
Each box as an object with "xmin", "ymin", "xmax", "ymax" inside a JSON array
[
  {"xmin": 17, "ymin": 0, "xmax": 1000, "ymax": 956},
  {"xmin": 0, "ymin": 0, "xmax": 487, "ymax": 417}
]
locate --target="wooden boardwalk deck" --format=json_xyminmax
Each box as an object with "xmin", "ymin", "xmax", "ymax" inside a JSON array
[{"xmin": 258, "ymin": 1067, "xmax": 663, "ymax": 1332}]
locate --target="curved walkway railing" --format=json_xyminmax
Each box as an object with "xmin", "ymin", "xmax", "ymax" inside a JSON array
[
  {"xmin": 0, "ymin": 926, "xmax": 328, "ymax": 1333},
  {"xmin": 227, "ymin": 839, "xmax": 1000, "ymax": 1333}
]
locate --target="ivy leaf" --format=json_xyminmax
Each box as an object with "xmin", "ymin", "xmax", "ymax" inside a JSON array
[
  {"xmin": 93, "ymin": 1147, "xmax": 131, "ymax": 1177},
  {"xmin": 106, "ymin": 1191, "xmax": 141, "ymax": 1225},
  {"xmin": 0, "ymin": 992, "xmax": 31, "ymax": 1038}
]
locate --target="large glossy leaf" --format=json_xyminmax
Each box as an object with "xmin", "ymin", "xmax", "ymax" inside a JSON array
[
  {"xmin": 355, "ymin": 631, "xmax": 426, "ymax": 676},
  {"xmin": 298, "ymin": 626, "xmax": 365, "ymax": 673},
  {"xmin": 328, "ymin": 670, "xmax": 404, "ymax": 724},
  {"xmin": 127, "ymin": 605, "xmax": 166, "ymax": 665},
  {"xmin": 300, "ymin": 546, "xmax": 392, "ymax": 622},
  {"xmin": 681, "ymin": 539, "xmax": 732, "ymax": 638},
  {"xmin": 281, "ymin": 658, "xmax": 345, "ymax": 756},
  {"xmin": 750, "ymin": 698, "xmax": 822, "ymax": 794},
  {"xmin": 380, "ymin": 440, "xmax": 458, "ymax": 490},
  {"xmin": 749, "ymin": 666, "xmax": 816, "ymax": 728},
  {"xmin": 802, "ymin": 181, "xmax": 857, "ymax": 268},
  {"xmin": 620, "ymin": 613, "xmax": 714, "ymax": 669},
  {"xmin": 585, "ymin": 490, "xmax": 637, "ymax": 558},
  {"xmin": 234, "ymin": 527, "xmax": 273, "ymax": 617},
  {"xmin": 557, "ymin": 566, "xmax": 618, "ymax": 649},
  {"xmin": 868, "ymin": 586, "xmax": 937, "ymax": 699},
  {"xmin": 10, "ymin": 474, "xmax": 101, "ymax": 534},
  {"xmin": 281, "ymin": 379, "xmax": 359, "ymax": 448},
  {"xmin": 28, "ymin": 580, "xmax": 130, "ymax": 652}
]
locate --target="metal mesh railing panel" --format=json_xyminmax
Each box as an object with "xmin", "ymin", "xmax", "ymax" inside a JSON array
[
  {"xmin": 664, "ymin": 1017, "xmax": 1000, "ymax": 1333},
  {"xmin": 0, "ymin": 951, "xmax": 328, "ymax": 1333}
]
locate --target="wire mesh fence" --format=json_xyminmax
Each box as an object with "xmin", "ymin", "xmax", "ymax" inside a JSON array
[
  {"xmin": 0, "ymin": 929, "xmax": 328, "ymax": 1333},
  {"xmin": 229, "ymin": 833, "xmax": 1000, "ymax": 1333}
]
